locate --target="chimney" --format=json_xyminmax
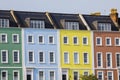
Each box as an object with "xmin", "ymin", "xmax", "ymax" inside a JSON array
[{"xmin": 110, "ymin": 8, "xmax": 118, "ymax": 23}]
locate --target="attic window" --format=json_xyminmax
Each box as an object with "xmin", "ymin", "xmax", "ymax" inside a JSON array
[
  {"xmin": 30, "ymin": 20, "xmax": 45, "ymax": 28},
  {"xmin": 0, "ymin": 19, "xmax": 9, "ymax": 28},
  {"xmin": 65, "ymin": 21, "xmax": 79, "ymax": 30},
  {"xmin": 98, "ymin": 23, "xmax": 111, "ymax": 31}
]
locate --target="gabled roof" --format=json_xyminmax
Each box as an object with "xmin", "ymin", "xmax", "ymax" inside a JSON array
[
  {"xmin": 82, "ymin": 14, "xmax": 119, "ymax": 31},
  {"xmin": 49, "ymin": 13, "xmax": 87, "ymax": 30},
  {"xmin": 0, "ymin": 10, "xmax": 18, "ymax": 27},
  {"xmin": 14, "ymin": 11, "xmax": 54, "ymax": 28}
]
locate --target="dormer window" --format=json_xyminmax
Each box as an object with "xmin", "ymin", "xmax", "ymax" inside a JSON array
[
  {"xmin": 30, "ymin": 20, "xmax": 45, "ymax": 28},
  {"xmin": 65, "ymin": 21, "xmax": 79, "ymax": 30},
  {"xmin": 0, "ymin": 19, "xmax": 9, "ymax": 28},
  {"xmin": 98, "ymin": 23, "xmax": 111, "ymax": 31}
]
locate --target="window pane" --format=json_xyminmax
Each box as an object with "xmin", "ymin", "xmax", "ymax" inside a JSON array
[
  {"xmin": 49, "ymin": 36, "xmax": 53, "ymax": 44},
  {"xmin": 73, "ymin": 37, "xmax": 78, "ymax": 44},
  {"xmin": 39, "ymin": 36, "xmax": 43, "ymax": 43},
  {"xmin": 64, "ymin": 37, "xmax": 68, "ymax": 44},
  {"xmin": 50, "ymin": 71, "xmax": 54, "ymax": 80},
  {"xmin": 74, "ymin": 72, "xmax": 78, "ymax": 80},
  {"xmin": 29, "ymin": 51, "xmax": 33, "ymax": 62},
  {"xmin": 98, "ymin": 72, "xmax": 103, "ymax": 80},
  {"xmin": 39, "ymin": 52, "xmax": 44, "ymax": 62},
  {"xmin": 14, "ymin": 51, "xmax": 19, "ymax": 62},
  {"xmin": 28, "ymin": 36, "xmax": 33, "ymax": 43},
  {"xmin": 50, "ymin": 52, "xmax": 54, "ymax": 63},
  {"xmin": 83, "ymin": 37, "xmax": 87, "ymax": 45},
  {"xmin": 14, "ymin": 72, "xmax": 18, "ymax": 80},
  {"xmin": 84, "ymin": 53, "xmax": 88, "ymax": 64},
  {"xmin": 39, "ymin": 71, "xmax": 43, "ymax": 80},
  {"xmin": 74, "ymin": 52, "xmax": 78, "ymax": 64},
  {"xmin": 97, "ymin": 53, "xmax": 102, "ymax": 67},
  {"xmin": 64, "ymin": 52, "xmax": 68, "ymax": 63},
  {"xmin": 107, "ymin": 54, "xmax": 111, "ymax": 67},
  {"xmin": 2, "ymin": 71, "xmax": 7, "ymax": 80}
]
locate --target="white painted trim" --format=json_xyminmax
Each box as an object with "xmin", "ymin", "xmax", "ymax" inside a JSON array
[
  {"xmin": 83, "ymin": 52, "xmax": 89, "ymax": 64},
  {"xmin": 1, "ymin": 50, "xmax": 8, "ymax": 63},
  {"xmin": 28, "ymin": 50, "xmax": 35, "ymax": 63},
  {"xmin": 82, "ymin": 36, "xmax": 88, "ymax": 45},
  {"xmin": 48, "ymin": 35, "xmax": 55, "ymax": 44},
  {"xmin": 38, "ymin": 35, "xmax": 45, "ymax": 44},
  {"xmin": 13, "ymin": 50, "xmax": 20, "ymax": 63},
  {"xmin": 27, "ymin": 34, "xmax": 34, "ymax": 44},
  {"xmin": 106, "ymin": 52, "xmax": 112, "ymax": 68},
  {"xmin": 0, "ymin": 33, "xmax": 8, "ymax": 43},
  {"xmin": 73, "ymin": 36, "xmax": 79, "ymax": 45},
  {"xmin": 116, "ymin": 52, "xmax": 120, "ymax": 68},
  {"xmin": 96, "ymin": 52, "xmax": 103, "ymax": 68},
  {"xmin": 49, "ymin": 51, "xmax": 55, "ymax": 63},
  {"xmin": 64, "ymin": 51, "xmax": 69, "ymax": 64},
  {"xmin": 1, "ymin": 70, "xmax": 8, "ymax": 80},
  {"xmin": 63, "ymin": 36, "xmax": 69, "ymax": 44},
  {"xmin": 73, "ymin": 52, "xmax": 79, "ymax": 64},
  {"xmin": 12, "ymin": 34, "xmax": 19, "ymax": 43},
  {"xmin": 97, "ymin": 71, "xmax": 104, "ymax": 80},
  {"xmin": 115, "ymin": 37, "xmax": 120, "ymax": 46},
  {"xmin": 38, "ymin": 50, "xmax": 45, "ymax": 63},
  {"xmin": 26, "ymin": 69, "xmax": 33, "ymax": 80},
  {"xmin": 79, "ymin": 14, "xmax": 90, "ymax": 30},
  {"xmin": 105, "ymin": 37, "xmax": 112, "ymax": 46},
  {"xmin": 13, "ymin": 70, "xmax": 20, "ymax": 80},
  {"xmin": 49, "ymin": 70, "xmax": 55, "ymax": 80},
  {"xmin": 96, "ymin": 37, "xmax": 102, "ymax": 46},
  {"xmin": 107, "ymin": 71, "xmax": 113, "ymax": 80},
  {"xmin": 38, "ymin": 70, "xmax": 45, "ymax": 80}
]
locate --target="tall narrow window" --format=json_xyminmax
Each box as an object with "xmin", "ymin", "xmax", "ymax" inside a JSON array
[
  {"xmin": 106, "ymin": 37, "xmax": 111, "ymax": 46},
  {"xmin": 63, "ymin": 36, "xmax": 68, "ymax": 44},
  {"xmin": 97, "ymin": 71, "xmax": 103, "ymax": 80},
  {"xmin": 107, "ymin": 71, "xmax": 113, "ymax": 80},
  {"xmin": 28, "ymin": 51, "xmax": 34, "ymax": 63},
  {"xmin": 115, "ymin": 38, "xmax": 120, "ymax": 46},
  {"xmin": 13, "ymin": 71, "xmax": 19, "ymax": 80},
  {"xmin": 12, "ymin": 34, "xmax": 19, "ymax": 43},
  {"xmin": 97, "ymin": 52, "xmax": 102, "ymax": 67},
  {"xmin": 64, "ymin": 52, "xmax": 69, "ymax": 64},
  {"xmin": 50, "ymin": 71, "xmax": 55, "ymax": 80},
  {"xmin": 84, "ymin": 72, "xmax": 89, "ymax": 76},
  {"xmin": 49, "ymin": 36, "xmax": 54, "ymax": 44},
  {"xmin": 83, "ymin": 37, "xmax": 88, "ymax": 45},
  {"xmin": 49, "ymin": 52, "xmax": 55, "ymax": 63},
  {"xmin": 39, "ymin": 71, "xmax": 44, "ymax": 80},
  {"xmin": 73, "ymin": 37, "xmax": 78, "ymax": 45},
  {"xmin": 106, "ymin": 53, "xmax": 112, "ymax": 68},
  {"xmin": 13, "ymin": 50, "xmax": 19, "ymax": 63},
  {"xmin": 39, "ymin": 36, "xmax": 44, "ymax": 44},
  {"xmin": 73, "ymin": 72, "xmax": 78, "ymax": 80},
  {"xmin": 84, "ymin": 53, "xmax": 88, "ymax": 64},
  {"xmin": 1, "ymin": 71, "xmax": 7, "ymax": 80},
  {"xmin": 1, "ymin": 50, "xmax": 8, "ymax": 63},
  {"xmin": 0, "ymin": 34, "xmax": 7, "ymax": 43},
  {"xmin": 74, "ymin": 52, "xmax": 79, "ymax": 64},
  {"xmin": 96, "ymin": 37, "xmax": 102, "ymax": 46},
  {"xmin": 28, "ymin": 35, "xmax": 34, "ymax": 43},
  {"xmin": 39, "ymin": 51, "xmax": 44, "ymax": 63},
  {"xmin": 116, "ymin": 53, "xmax": 120, "ymax": 67},
  {"xmin": 0, "ymin": 19, "xmax": 9, "ymax": 27}
]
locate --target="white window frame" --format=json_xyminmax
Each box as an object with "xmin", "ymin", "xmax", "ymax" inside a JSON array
[
  {"xmin": 106, "ymin": 52, "xmax": 112, "ymax": 68},
  {"xmin": 73, "ymin": 71, "xmax": 79, "ymax": 80},
  {"xmin": 107, "ymin": 71, "xmax": 113, "ymax": 80},
  {"xmin": 1, "ymin": 70, "xmax": 8, "ymax": 80},
  {"xmin": 63, "ymin": 36, "xmax": 69, "ymax": 44},
  {"xmin": 65, "ymin": 21, "xmax": 79, "ymax": 30},
  {"xmin": 82, "ymin": 37, "xmax": 88, "ymax": 45},
  {"xmin": 96, "ymin": 37, "xmax": 102, "ymax": 46},
  {"xmin": 39, "ymin": 70, "xmax": 45, "ymax": 80},
  {"xmin": 30, "ymin": 20, "xmax": 45, "ymax": 28},
  {"xmin": 116, "ymin": 53, "xmax": 120, "ymax": 67},
  {"xmin": 48, "ymin": 35, "xmax": 54, "ymax": 44},
  {"xmin": 38, "ymin": 35, "xmax": 44, "ymax": 44},
  {"xmin": 28, "ymin": 50, "xmax": 34, "ymax": 63},
  {"xmin": 49, "ymin": 51, "xmax": 55, "ymax": 63},
  {"xmin": 73, "ymin": 36, "xmax": 79, "ymax": 45},
  {"xmin": 74, "ymin": 52, "xmax": 79, "ymax": 64},
  {"xmin": 97, "ymin": 52, "xmax": 103, "ymax": 68},
  {"xmin": 0, "ymin": 19, "xmax": 9, "ymax": 28},
  {"xmin": 115, "ymin": 37, "xmax": 120, "ymax": 46},
  {"xmin": 0, "ymin": 33, "xmax": 7, "ymax": 43},
  {"xmin": 13, "ymin": 50, "xmax": 20, "ymax": 63},
  {"xmin": 49, "ymin": 71, "xmax": 55, "ymax": 80},
  {"xmin": 97, "ymin": 71, "xmax": 104, "ymax": 80},
  {"xmin": 1, "ymin": 50, "xmax": 8, "ymax": 63},
  {"xmin": 106, "ymin": 37, "xmax": 112, "ymax": 46},
  {"xmin": 39, "ymin": 51, "xmax": 45, "ymax": 63},
  {"xmin": 27, "ymin": 35, "xmax": 34, "ymax": 44},
  {"xmin": 12, "ymin": 34, "xmax": 19, "ymax": 43},
  {"xmin": 83, "ymin": 52, "xmax": 89, "ymax": 64},
  {"xmin": 13, "ymin": 70, "xmax": 19, "ymax": 80},
  {"xmin": 64, "ymin": 52, "xmax": 69, "ymax": 64}
]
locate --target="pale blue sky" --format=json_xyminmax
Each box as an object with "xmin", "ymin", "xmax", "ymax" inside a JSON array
[{"xmin": 0, "ymin": 0, "xmax": 119, "ymax": 16}]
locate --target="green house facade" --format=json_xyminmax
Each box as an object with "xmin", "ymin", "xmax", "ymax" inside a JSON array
[{"xmin": 0, "ymin": 28, "xmax": 23, "ymax": 80}]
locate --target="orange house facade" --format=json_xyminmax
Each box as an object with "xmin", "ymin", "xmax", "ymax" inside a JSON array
[{"xmin": 94, "ymin": 31, "xmax": 120, "ymax": 80}]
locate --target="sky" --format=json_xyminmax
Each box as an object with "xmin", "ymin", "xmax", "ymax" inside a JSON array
[{"xmin": 0, "ymin": 0, "xmax": 120, "ymax": 16}]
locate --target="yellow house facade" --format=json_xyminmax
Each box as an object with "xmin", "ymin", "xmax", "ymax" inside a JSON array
[{"xmin": 60, "ymin": 30, "xmax": 94, "ymax": 80}]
